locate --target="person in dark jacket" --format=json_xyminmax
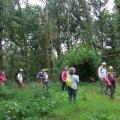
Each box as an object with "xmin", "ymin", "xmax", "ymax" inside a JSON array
[{"xmin": 105, "ymin": 66, "xmax": 116, "ymax": 99}]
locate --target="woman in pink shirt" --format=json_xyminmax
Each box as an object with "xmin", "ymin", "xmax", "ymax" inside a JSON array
[
  {"xmin": 61, "ymin": 66, "xmax": 69, "ymax": 90},
  {"xmin": 0, "ymin": 71, "xmax": 7, "ymax": 86}
]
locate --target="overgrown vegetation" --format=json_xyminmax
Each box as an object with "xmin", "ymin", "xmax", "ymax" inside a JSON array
[
  {"xmin": 57, "ymin": 46, "xmax": 101, "ymax": 81},
  {"xmin": 0, "ymin": 82, "xmax": 120, "ymax": 120}
]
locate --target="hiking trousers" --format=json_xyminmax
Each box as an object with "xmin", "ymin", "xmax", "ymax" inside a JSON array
[
  {"xmin": 62, "ymin": 81, "xmax": 66, "ymax": 90},
  {"xmin": 105, "ymin": 84, "xmax": 116, "ymax": 99},
  {"xmin": 68, "ymin": 87, "xmax": 77, "ymax": 102},
  {"xmin": 100, "ymin": 78, "xmax": 104, "ymax": 94}
]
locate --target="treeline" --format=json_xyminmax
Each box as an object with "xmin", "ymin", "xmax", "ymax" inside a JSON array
[{"xmin": 0, "ymin": 0, "xmax": 120, "ymax": 80}]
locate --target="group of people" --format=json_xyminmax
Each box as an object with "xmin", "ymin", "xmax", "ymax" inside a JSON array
[
  {"xmin": 15, "ymin": 68, "xmax": 49, "ymax": 89},
  {"xmin": 0, "ymin": 68, "xmax": 49, "ymax": 90},
  {"xmin": 0, "ymin": 62, "xmax": 117, "ymax": 100},
  {"xmin": 0, "ymin": 69, "xmax": 24, "ymax": 88},
  {"xmin": 98, "ymin": 62, "xmax": 117, "ymax": 99},
  {"xmin": 61, "ymin": 66, "xmax": 79, "ymax": 102},
  {"xmin": 61, "ymin": 62, "xmax": 117, "ymax": 102}
]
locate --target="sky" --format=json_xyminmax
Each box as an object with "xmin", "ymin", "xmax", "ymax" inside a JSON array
[{"xmin": 28, "ymin": 0, "xmax": 114, "ymax": 12}]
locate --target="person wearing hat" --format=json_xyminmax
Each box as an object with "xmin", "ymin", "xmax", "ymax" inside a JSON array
[
  {"xmin": 105, "ymin": 66, "xmax": 116, "ymax": 99},
  {"xmin": 15, "ymin": 69, "xmax": 24, "ymax": 88},
  {"xmin": 98, "ymin": 62, "xmax": 107, "ymax": 94}
]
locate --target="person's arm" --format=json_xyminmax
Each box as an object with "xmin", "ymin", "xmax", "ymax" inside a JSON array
[
  {"xmin": 114, "ymin": 72, "xmax": 117, "ymax": 81},
  {"xmin": 46, "ymin": 74, "xmax": 48, "ymax": 80},
  {"xmin": 75, "ymin": 75, "xmax": 79, "ymax": 83},
  {"xmin": 3, "ymin": 75, "xmax": 7, "ymax": 81},
  {"xmin": 98, "ymin": 67, "xmax": 102, "ymax": 78},
  {"xmin": 61, "ymin": 71, "xmax": 64, "ymax": 81},
  {"xmin": 17, "ymin": 74, "xmax": 20, "ymax": 80},
  {"xmin": 36, "ymin": 73, "xmax": 39, "ymax": 79}
]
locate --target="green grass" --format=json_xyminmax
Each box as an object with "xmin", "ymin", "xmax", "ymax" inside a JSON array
[{"xmin": 0, "ymin": 81, "xmax": 120, "ymax": 120}]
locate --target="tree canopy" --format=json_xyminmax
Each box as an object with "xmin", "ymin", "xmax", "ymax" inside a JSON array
[{"xmin": 0, "ymin": 0, "xmax": 120, "ymax": 80}]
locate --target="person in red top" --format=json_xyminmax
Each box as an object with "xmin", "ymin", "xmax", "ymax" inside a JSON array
[
  {"xmin": 0, "ymin": 71, "xmax": 7, "ymax": 86},
  {"xmin": 61, "ymin": 66, "xmax": 69, "ymax": 90}
]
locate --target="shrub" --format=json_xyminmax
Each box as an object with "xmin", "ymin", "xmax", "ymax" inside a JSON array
[
  {"xmin": 32, "ymin": 96, "xmax": 57, "ymax": 117},
  {"xmin": 3, "ymin": 101, "xmax": 29, "ymax": 120},
  {"xmin": 57, "ymin": 46, "xmax": 101, "ymax": 81}
]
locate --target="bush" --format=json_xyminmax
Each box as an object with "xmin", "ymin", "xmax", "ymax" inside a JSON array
[
  {"xmin": 28, "ymin": 95, "xmax": 57, "ymax": 117},
  {"xmin": 3, "ymin": 101, "xmax": 30, "ymax": 120},
  {"xmin": 57, "ymin": 46, "xmax": 101, "ymax": 81}
]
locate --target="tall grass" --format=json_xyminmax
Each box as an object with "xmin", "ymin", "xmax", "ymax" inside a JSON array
[{"xmin": 0, "ymin": 81, "xmax": 120, "ymax": 120}]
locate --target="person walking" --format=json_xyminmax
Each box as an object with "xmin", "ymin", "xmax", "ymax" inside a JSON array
[
  {"xmin": 42, "ymin": 69, "xmax": 49, "ymax": 90},
  {"xmin": 15, "ymin": 69, "xmax": 24, "ymax": 88},
  {"xmin": 67, "ymin": 67, "xmax": 79, "ymax": 102},
  {"xmin": 105, "ymin": 66, "xmax": 116, "ymax": 99},
  {"xmin": 61, "ymin": 66, "xmax": 69, "ymax": 90},
  {"xmin": 98, "ymin": 62, "xmax": 107, "ymax": 94},
  {"xmin": 36, "ymin": 71, "xmax": 43, "ymax": 86}
]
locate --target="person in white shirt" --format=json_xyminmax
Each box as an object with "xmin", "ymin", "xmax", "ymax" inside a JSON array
[
  {"xmin": 98, "ymin": 62, "xmax": 107, "ymax": 94},
  {"xmin": 16, "ymin": 69, "xmax": 24, "ymax": 88}
]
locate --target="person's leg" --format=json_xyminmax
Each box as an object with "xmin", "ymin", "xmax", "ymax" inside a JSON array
[
  {"xmin": 64, "ymin": 81, "xmax": 67, "ymax": 90},
  {"xmin": 45, "ymin": 81, "xmax": 48, "ymax": 90},
  {"xmin": 110, "ymin": 84, "xmax": 116, "ymax": 99},
  {"xmin": 62, "ymin": 81, "xmax": 66, "ymax": 90},
  {"xmin": 110, "ymin": 85, "xmax": 114, "ymax": 99},
  {"xmin": 105, "ymin": 85, "xmax": 109, "ymax": 95},
  {"xmin": 0, "ymin": 82, "xmax": 4, "ymax": 86},
  {"xmin": 38, "ymin": 79, "xmax": 42, "ymax": 86},
  {"xmin": 42, "ymin": 79, "xmax": 45, "ymax": 88},
  {"xmin": 73, "ymin": 89, "xmax": 77, "ymax": 102},
  {"xmin": 100, "ymin": 79, "xmax": 103, "ymax": 94},
  {"xmin": 62, "ymin": 81, "xmax": 64, "ymax": 90},
  {"xmin": 19, "ymin": 81, "xmax": 24, "ymax": 89},
  {"xmin": 18, "ymin": 82, "xmax": 21, "ymax": 88},
  {"xmin": 68, "ymin": 87, "xmax": 72, "ymax": 102}
]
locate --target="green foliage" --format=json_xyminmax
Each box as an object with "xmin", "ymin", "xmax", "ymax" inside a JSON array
[
  {"xmin": 0, "ymin": 83, "xmax": 58, "ymax": 119},
  {"xmin": 32, "ymin": 97, "xmax": 56, "ymax": 116},
  {"xmin": 58, "ymin": 46, "xmax": 101, "ymax": 81},
  {"xmin": 0, "ymin": 86, "xmax": 15, "ymax": 100},
  {"xmin": 0, "ymin": 82, "xmax": 120, "ymax": 120},
  {"xmin": 3, "ymin": 101, "xmax": 29, "ymax": 120}
]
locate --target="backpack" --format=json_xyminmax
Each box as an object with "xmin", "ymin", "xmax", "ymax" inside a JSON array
[{"xmin": 66, "ymin": 75, "xmax": 72, "ymax": 87}]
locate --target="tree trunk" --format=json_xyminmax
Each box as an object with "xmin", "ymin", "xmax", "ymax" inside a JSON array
[{"xmin": 44, "ymin": 0, "xmax": 50, "ymax": 69}]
